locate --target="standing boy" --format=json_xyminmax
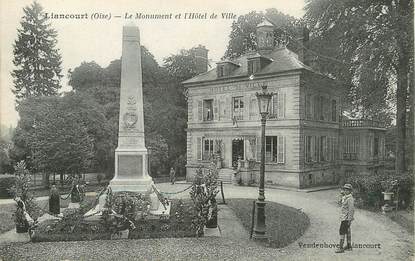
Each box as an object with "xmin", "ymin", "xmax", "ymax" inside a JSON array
[{"xmin": 335, "ymin": 183, "xmax": 354, "ymax": 253}]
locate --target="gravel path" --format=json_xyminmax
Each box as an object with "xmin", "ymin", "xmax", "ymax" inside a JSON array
[{"xmin": 0, "ymin": 183, "xmax": 413, "ymax": 261}]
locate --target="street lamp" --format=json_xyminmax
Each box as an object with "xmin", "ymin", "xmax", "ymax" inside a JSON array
[{"xmin": 253, "ymin": 83, "xmax": 273, "ymax": 240}]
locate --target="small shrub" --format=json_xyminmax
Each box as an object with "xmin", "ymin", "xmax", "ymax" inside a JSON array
[
  {"xmin": 189, "ymin": 163, "xmax": 219, "ymax": 235},
  {"xmin": 0, "ymin": 174, "xmax": 16, "ymax": 198},
  {"xmin": 9, "ymin": 161, "xmax": 42, "ymax": 220}
]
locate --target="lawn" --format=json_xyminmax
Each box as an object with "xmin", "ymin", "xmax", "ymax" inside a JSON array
[
  {"xmin": 0, "ymin": 195, "xmax": 97, "ymax": 234},
  {"xmin": 0, "ymin": 203, "xmax": 16, "ymax": 233},
  {"xmin": 227, "ymin": 198, "xmax": 310, "ymax": 248}
]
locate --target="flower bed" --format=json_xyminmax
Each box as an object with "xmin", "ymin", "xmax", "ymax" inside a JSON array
[{"xmin": 30, "ymin": 199, "xmax": 197, "ymax": 242}]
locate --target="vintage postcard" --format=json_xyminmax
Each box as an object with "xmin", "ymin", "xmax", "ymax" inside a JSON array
[{"xmin": 0, "ymin": 0, "xmax": 413, "ymax": 260}]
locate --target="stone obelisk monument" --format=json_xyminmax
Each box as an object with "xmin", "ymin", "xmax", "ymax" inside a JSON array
[{"xmin": 109, "ymin": 26, "xmax": 157, "ymax": 207}]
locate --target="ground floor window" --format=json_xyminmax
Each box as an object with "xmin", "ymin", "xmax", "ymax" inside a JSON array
[
  {"xmin": 203, "ymin": 138, "xmax": 214, "ymax": 160},
  {"xmin": 305, "ymin": 135, "xmax": 336, "ymax": 163},
  {"xmin": 265, "ymin": 136, "xmax": 285, "ymax": 163},
  {"xmin": 343, "ymin": 136, "xmax": 359, "ymax": 160}
]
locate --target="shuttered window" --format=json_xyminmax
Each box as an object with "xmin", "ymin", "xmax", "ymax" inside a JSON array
[
  {"xmin": 233, "ymin": 96, "xmax": 244, "ymax": 120},
  {"xmin": 265, "ymin": 136, "xmax": 285, "ymax": 163}
]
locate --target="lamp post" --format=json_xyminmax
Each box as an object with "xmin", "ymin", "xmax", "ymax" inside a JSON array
[{"xmin": 253, "ymin": 83, "xmax": 273, "ymax": 240}]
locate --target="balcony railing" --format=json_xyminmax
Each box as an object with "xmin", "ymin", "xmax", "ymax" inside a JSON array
[
  {"xmin": 342, "ymin": 119, "xmax": 385, "ymax": 128},
  {"xmin": 343, "ymin": 153, "xmax": 358, "ymax": 160}
]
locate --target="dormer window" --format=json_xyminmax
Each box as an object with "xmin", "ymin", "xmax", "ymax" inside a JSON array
[
  {"xmin": 217, "ymin": 60, "xmax": 240, "ymax": 78},
  {"xmin": 247, "ymin": 56, "xmax": 272, "ymax": 75},
  {"xmin": 248, "ymin": 59, "xmax": 261, "ymax": 75}
]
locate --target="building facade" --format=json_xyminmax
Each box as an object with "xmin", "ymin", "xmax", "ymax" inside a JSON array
[{"xmin": 183, "ymin": 21, "xmax": 386, "ymax": 188}]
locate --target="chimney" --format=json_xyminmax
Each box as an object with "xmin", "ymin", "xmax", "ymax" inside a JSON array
[
  {"xmin": 293, "ymin": 27, "xmax": 310, "ymax": 65},
  {"xmin": 191, "ymin": 45, "xmax": 209, "ymax": 74}
]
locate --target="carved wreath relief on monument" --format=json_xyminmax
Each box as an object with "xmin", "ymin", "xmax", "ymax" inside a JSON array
[
  {"xmin": 123, "ymin": 112, "xmax": 138, "ymax": 129},
  {"xmin": 127, "ymin": 96, "xmax": 136, "ymax": 105}
]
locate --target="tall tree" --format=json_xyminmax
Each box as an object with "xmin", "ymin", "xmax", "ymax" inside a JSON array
[
  {"xmin": 11, "ymin": 96, "xmax": 97, "ymax": 185},
  {"xmin": 305, "ymin": 0, "xmax": 414, "ymax": 173},
  {"xmin": 12, "ymin": 1, "xmax": 62, "ymax": 102}
]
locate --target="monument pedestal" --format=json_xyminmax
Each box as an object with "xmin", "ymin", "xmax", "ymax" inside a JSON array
[{"xmin": 109, "ymin": 148, "xmax": 161, "ymax": 210}]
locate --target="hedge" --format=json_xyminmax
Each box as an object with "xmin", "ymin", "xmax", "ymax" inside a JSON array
[
  {"xmin": 0, "ymin": 174, "xmax": 16, "ymax": 198},
  {"xmin": 345, "ymin": 172, "xmax": 414, "ymax": 210}
]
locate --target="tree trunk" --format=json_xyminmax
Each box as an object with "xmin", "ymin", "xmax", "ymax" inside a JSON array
[
  {"xmin": 395, "ymin": 56, "xmax": 409, "ymax": 174},
  {"xmin": 44, "ymin": 172, "xmax": 50, "ymax": 188},
  {"xmin": 407, "ymin": 69, "xmax": 414, "ymax": 172},
  {"xmin": 60, "ymin": 173, "xmax": 63, "ymax": 187},
  {"xmin": 395, "ymin": 0, "xmax": 412, "ymax": 174}
]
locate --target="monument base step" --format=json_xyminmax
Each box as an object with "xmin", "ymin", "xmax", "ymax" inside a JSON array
[{"xmin": 109, "ymin": 178, "xmax": 154, "ymax": 193}]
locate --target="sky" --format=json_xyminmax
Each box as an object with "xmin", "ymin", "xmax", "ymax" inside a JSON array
[{"xmin": 0, "ymin": 0, "xmax": 305, "ymax": 129}]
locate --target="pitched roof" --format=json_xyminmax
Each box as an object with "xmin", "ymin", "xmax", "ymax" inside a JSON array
[
  {"xmin": 182, "ymin": 47, "xmax": 313, "ymax": 85},
  {"xmin": 257, "ymin": 19, "xmax": 274, "ymax": 28}
]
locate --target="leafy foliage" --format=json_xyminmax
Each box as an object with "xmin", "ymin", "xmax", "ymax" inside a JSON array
[
  {"xmin": 345, "ymin": 172, "xmax": 414, "ymax": 210},
  {"xmin": 189, "ymin": 164, "xmax": 219, "ymax": 235},
  {"xmin": 9, "ymin": 161, "xmax": 41, "ymax": 227},
  {"xmin": 0, "ymin": 137, "xmax": 13, "ymax": 174},
  {"xmin": 12, "ymin": 1, "xmax": 62, "ymax": 102},
  {"xmin": 304, "ymin": 0, "xmax": 414, "ymax": 171},
  {"xmin": 0, "ymin": 175, "xmax": 16, "ymax": 198}
]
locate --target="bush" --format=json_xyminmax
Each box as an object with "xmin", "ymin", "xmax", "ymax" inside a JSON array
[
  {"xmin": 189, "ymin": 163, "xmax": 219, "ymax": 235},
  {"xmin": 346, "ymin": 172, "xmax": 414, "ymax": 210},
  {"xmin": 0, "ymin": 174, "xmax": 16, "ymax": 198}
]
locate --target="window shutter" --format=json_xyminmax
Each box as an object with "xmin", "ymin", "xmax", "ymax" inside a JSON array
[
  {"xmin": 213, "ymin": 99, "xmax": 218, "ymax": 120},
  {"xmin": 257, "ymin": 136, "xmax": 262, "ymax": 160},
  {"xmin": 196, "ymin": 137, "xmax": 202, "ymax": 160},
  {"xmin": 272, "ymin": 92, "xmax": 278, "ymax": 116},
  {"xmin": 324, "ymin": 136, "xmax": 328, "ymax": 161},
  {"xmin": 227, "ymin": 96, "xmax": 232, "ymax": 120},
  {"xmin": 304, "ymin": 94, "xmax": 307, "ymax": 119},
  {"xmin": 303, "ymin": 136, "xmax": 307, "ymax": 163},
  {"xmin": 249, "ymin": 95, "xmax": 254, "ymax": 119},
  {"xmin": 327, "ymin": 136, "xmax": 333, "ymax": 161},
  {"xmin": 277, "ymin": 136, "xmax": 285, "ymax": 163},
  {"xmin": 197, "ymin": 101, "xmax": 203, "ymax": 121},
  {"xmin": 278, "ymin": 91, "xmax": 285, "ymax": 118},
  {"xmin": 251, "ymin": 138, "xmax": 257, "ymax": 160},
  {"xmin": 327, "ymin": 97, "xmax": 331, "ymax": 122},
  {"xmin": 325, "ymin": 97, "xmax": 330, "ymax": 121},
  {"xmin": 244, "ymin": 95, "xmax": 250, "ymax": 120}
]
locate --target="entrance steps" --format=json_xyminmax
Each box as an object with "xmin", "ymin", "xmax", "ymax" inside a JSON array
[{"xmin": 218, "ymin": 168, "xmax": 235, "ymax": 184}]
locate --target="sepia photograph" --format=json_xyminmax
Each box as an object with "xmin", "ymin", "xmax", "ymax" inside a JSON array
[{"xmin": 0, "ymin": 0, "xmax": 413, "ymax": 260}]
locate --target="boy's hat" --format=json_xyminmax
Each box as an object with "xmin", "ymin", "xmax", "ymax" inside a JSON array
[{"xmin": 343, "ymin": 183, "xmax": 353, "ymax": 190}]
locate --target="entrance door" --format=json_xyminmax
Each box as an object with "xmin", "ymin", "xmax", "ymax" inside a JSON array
[{"xmin": 232, "ymin": 139, "xmax": 244, "ymax": 167}]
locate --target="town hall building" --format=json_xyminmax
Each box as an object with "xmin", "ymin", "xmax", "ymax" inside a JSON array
[{"xmin": 183, "ymin": 20, "xmax": 386, "ymax": 188}]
